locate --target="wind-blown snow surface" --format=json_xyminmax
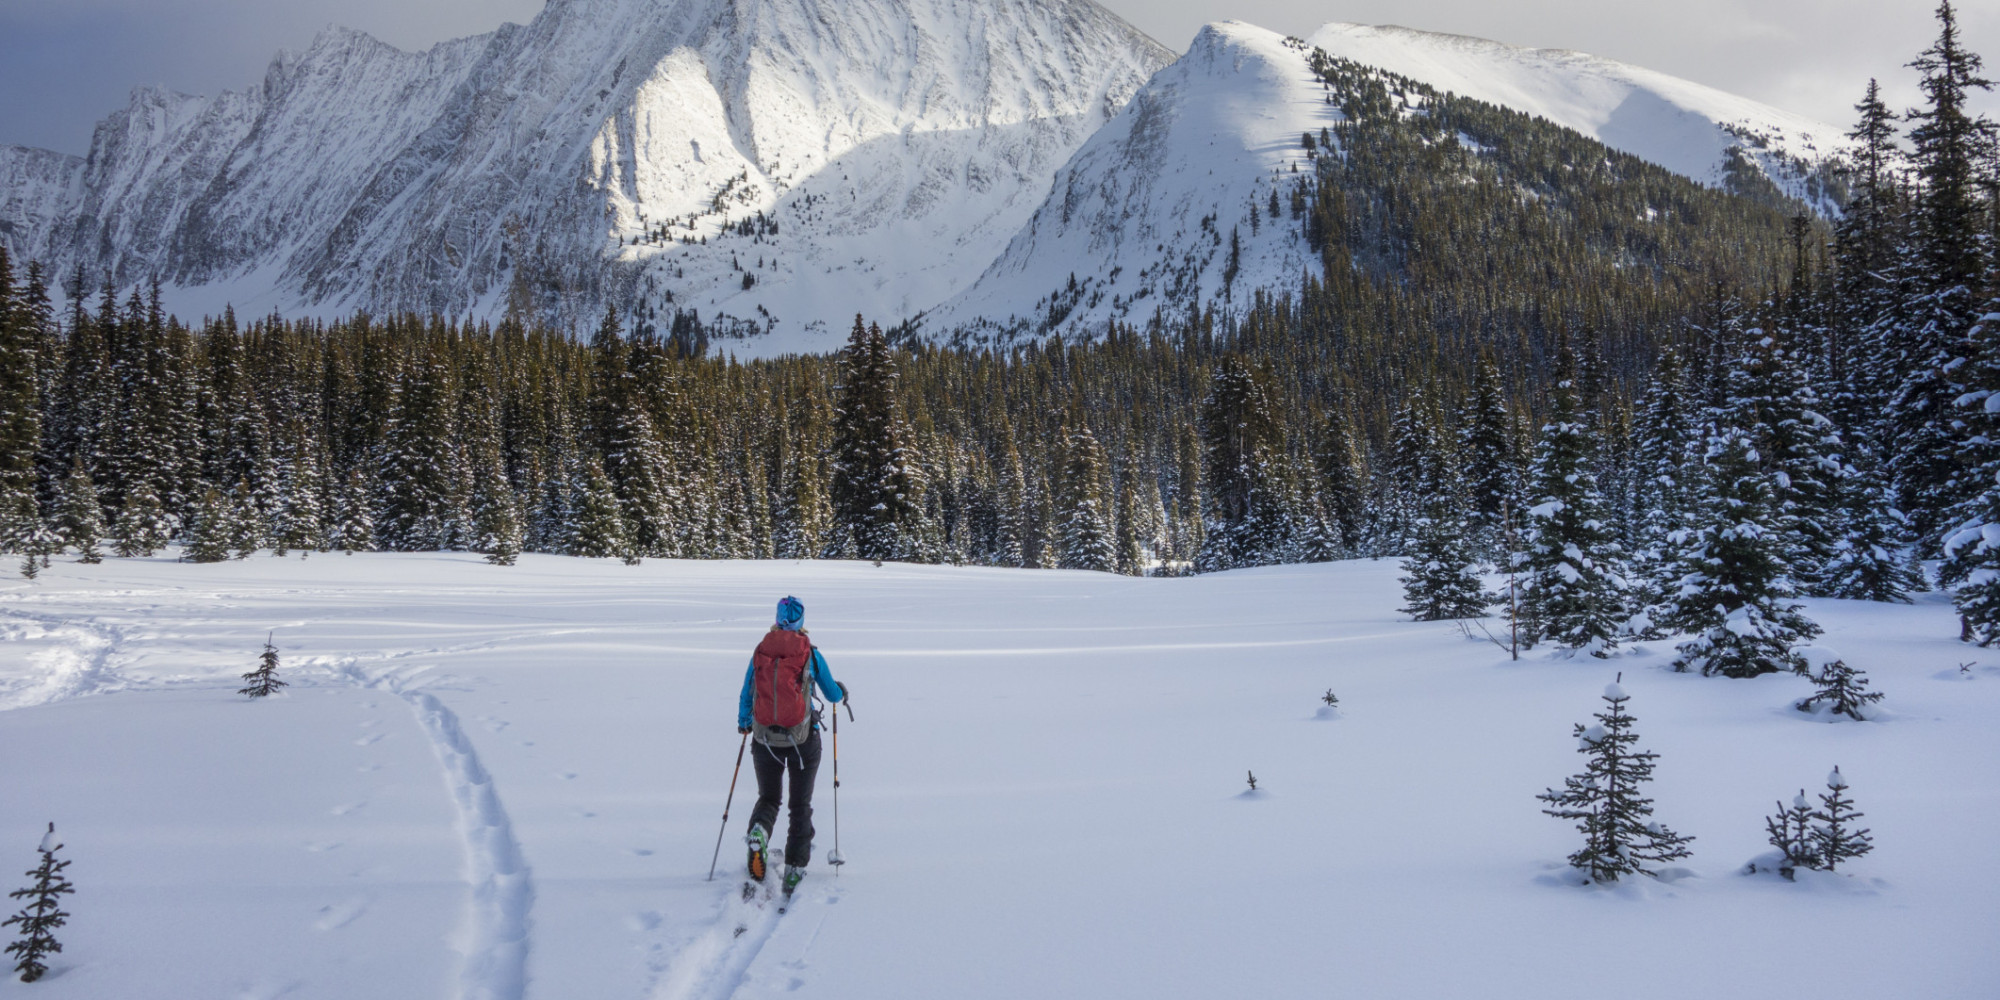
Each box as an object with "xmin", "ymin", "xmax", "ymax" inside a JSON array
[
  {"xmin": 925, "ymin": 22, "xmax": 1333, "ymax": 342},
  {"xmin": 0, "ymin": 0, "xmax": 1170, "ymax": 353},
  {"xmin": 1308, "ymin": 23, "xmax": 1851, "ymax": 214},
  {"xmin": 2, "ymin": 555, "xmax": 1996, "ymax": 999}
]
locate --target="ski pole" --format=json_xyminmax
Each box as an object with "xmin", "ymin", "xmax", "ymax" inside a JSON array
[
  {"xmin": 827, "ymin": 694, "xmax": 846, "ymax": 872},
  {"xmin": 706, "ymin": 731, "xmax": 750, "ymax": 881}
]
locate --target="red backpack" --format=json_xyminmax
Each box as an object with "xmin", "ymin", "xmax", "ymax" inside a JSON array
[{"xmin": 751, "ymin": 629, "xmax": 816, "ymax": 747}]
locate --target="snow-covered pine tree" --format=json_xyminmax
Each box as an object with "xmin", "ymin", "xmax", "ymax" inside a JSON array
[
  {"xmin": 55, "ymin": 458, "xmax": 105, "ymax": 564},
  {"xmin": 1822, "ymin": 460, "xmax": 1924, "ymax": 602},
  {"xmin": 1516, "ymin": 348, "xmax": 1628, "ymax": 655},
  {"xmin": 1197, "ymin": 355, "xmax": 1286, "ymax": 571},
  {"xmin": 180, "ymin": 486, "xmax": 234, "ymax": 564},
  {"xmin": 1628, "ymin": 348, "xmax": 1704, "ymax": 633},
  {"xmin": 1317, "ymin": 405, "xmax": 1366, "ymax": 556},
  {"xmin": 329, "ymin": 471, "xmax": 376, "ymax": 555},
  {"xmin": 1536, "ymin": 676, "xmax": 1694, "ymax": 883},
  {"xmin": 993, "ymin": 437, "xmax": 1028, "ymax": 568},
  {"xmin": 0, "ymin": 248, "xmax": 44, "ymax": 557},
  {"xmin": 1056, "ymin": 424, "xmax": 1115, "ymax": 572},
  {"xmin": 1399, "ymin": 493, "xmax": 1488, "ymax": 620},
  {"xmin": 1795, "ymin": 654, "xmax": 1884, "ymax": 720},
  {"xmin": 238, "ymin": 633, "xmax": 288, "ymax": 698},
  {"xmin": 1669, "ymin": 426, "xmax": 1822, "ymax": 676},
  {"xmin": 1714, "ymin": 327, "xmax": 1843, "ymax": 592},
  {"xmin": 1889, "ymin": 1, "xmax": 1995, "ymax": 546},
  {"xmin": 828, "ymin": 317, "xmax": 911, "ymax": 562},
  {"xmin": 1811, "ymin": 766, "xmax": 1874, "ymax": 871},
  {"xmin": 273, "ymin": 433, "xmax": 327, "ymax": 558},
  {"xmin": 1115, "ymin": 475, "xmax": 1145, "ymax": 576},
  {"xmin": 111, "ymin": 478, "xmax": 173, "ymax": 558},
  {"xmin": 4, "ymin": 823, "xmax": 74, "ymax": 983},
  {"xmin": 1761, "ymin": 790, "xmax": 1817, "ymax": 879},
  {"xmin": 571, "ymin": 457, "xmax": 636, "ymax": 564},
  {"xmin": 1459, "ymin": 354, "xmax": 1519, "ymax": 548},
  {"xmin": 376, "ymin": 345, "xmax": 464, "ymax": 552}
]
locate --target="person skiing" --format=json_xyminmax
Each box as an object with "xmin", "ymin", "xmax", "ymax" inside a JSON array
[{"xmin": 739, "ymin": 595, "xmax": 846, "ymax": 896}]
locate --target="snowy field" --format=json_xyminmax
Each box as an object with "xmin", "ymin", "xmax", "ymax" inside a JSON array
[{"xmin": 0, "ymin": 553, "xmax": 1995, "ymax": 1000}]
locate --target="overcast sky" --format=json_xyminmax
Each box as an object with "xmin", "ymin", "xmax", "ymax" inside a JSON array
[{"xmin": 2, "ymin": 0, "xmax": 1994, "ymax": 156}]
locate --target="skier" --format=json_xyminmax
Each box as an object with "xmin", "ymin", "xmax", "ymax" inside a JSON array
[{"xmin": 739, "ymin": 595, "xmax": 847, "ymax": 896}]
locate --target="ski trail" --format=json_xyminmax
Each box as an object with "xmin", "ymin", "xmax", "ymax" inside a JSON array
[
  {"xmin": 400, "ymin": 689, "xmax": 534, "ymax": 1000},
  {"xmin": 650, "ymin": 885, "xmax": 788, "ymax": 1000}
]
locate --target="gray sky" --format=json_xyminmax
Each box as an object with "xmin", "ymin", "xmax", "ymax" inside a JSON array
[{"xmin": 3, "ymin": 0, "xmax": 1995, "ymax": 156}]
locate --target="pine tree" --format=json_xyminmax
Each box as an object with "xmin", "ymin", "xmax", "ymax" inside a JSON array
[
  {"xmin": 828, "ymin": 317, "xmax": 911, "ymax": 561},
  {"xmin": 238, "ymin": 633, "xmax": 288, "ymax": 698},
  {"xmin": 1628, "ymin": 348, "xmax": 1703, "ymax": 633},
  {"xmin": 111, "ymin": 478, "xmax": 173, "ymax": 558},
  {"xmin": 273, "ymin": 434, "xmax": 327, "ymax": 557},
  {"xmin": 1516, "ymin": 350, "xmax": 1627, "ymax": 655},
  {"xmin": 1115, "ymin": 475, "xmax": 1145, "ymax": 576},
  {"xmin": 571, "ymin": 457, "xmax": 636, "ymax": 564},
  {"xmin": 1056, "ymin": 424, "xmax": 1116, "ymax": 572},
  {"xmin": 1891, "ymin": 1, "xmax": 1996, "ymax": 545},
  {"xmin": 1810, "ymin": 766, "xmax": 1874, "ymax": 871},
  {"xmin": 376, "ymin": 345, "xmax": 464, "ymax": 551},
  {"xmin": 329, "ymin": 471, "xmax": 376, "ymax": 555},
  {"xmin": 1669, "ymin": 427, "xmax": 1822, "ymax": 676},
  {"xmin": 180, "ymin": 486, "xmax": 235, "ymax": 564},
  {"xmin": 1761, "ymin": 790, "xmax": 1818, "ymax": 879},
  {"xmin": 1460, "ymin": 354, "xmax": 1518, "ymax": 542},
  {"xmin": 55, "ymin": 459, "xmax": 105, "ymax": 564},
  {"xmin": 0, "ymin": 248, "xmax": 44, "ymax": 553},
  {"xmin": 1398, "ymin": 496, "xmax": 1488, "ymax": 620},
  {"xmin": 1715, "ymin": 328, "xmax": 1843, "ymax": 592},
  {"xmin": 1536, "ymin": 677, "xmax": 1695, "ymax": 883},
  {"xmin": 1795, "ymin": 655, "xmax": 1885, "ymax": 720},
  {"xmin": 4, "ymin": 823, "xmax": 74, "ymax": 983},
  {"xmin": 1822, "ymin": 461, "xmax": 1923, "ymax": 602},
  {"xmin": 993, "ymin": 438, "xmax": 1028, "ymax": 568},
  {"xmin": 1197, "ymin": 355, "xmax": 1285, "ymax": 571}
]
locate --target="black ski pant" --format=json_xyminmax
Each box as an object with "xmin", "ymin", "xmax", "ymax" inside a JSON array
[{"xmin": 749, "ymin": 730, "xmax": 821, "ymax": 868}]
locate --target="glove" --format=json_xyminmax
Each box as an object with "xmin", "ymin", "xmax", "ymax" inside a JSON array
[
  {"xmin": 738, "ymin": 726, "xmax": 752, "ymax": 735},
  {"xmin": 838, "ymin": 682, "xmax": 850, "ymax": 702}
]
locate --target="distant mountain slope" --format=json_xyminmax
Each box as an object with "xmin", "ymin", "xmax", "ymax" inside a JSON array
[
  {"xmin": 1306, "ymin": 22, "xmax": 1851, "ymax": 214},
  {"xmin": 923, "ymin": 22, "xmax": 1330, "ymax": 343},
  {"xmin": 0, "ymin": 0, "xmax": 1171, "ymax": 352}
]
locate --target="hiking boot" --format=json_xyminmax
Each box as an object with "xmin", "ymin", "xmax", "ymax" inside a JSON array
[
  {"xmin": 782, "ymin": 865, "xmax": 806, "ymax": 895},
  {"xmin": 746, "ymin": 824, "xmax": 770, "ymax": 882}
]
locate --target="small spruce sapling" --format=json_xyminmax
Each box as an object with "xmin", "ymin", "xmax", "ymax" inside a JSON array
[
  {"xmin": 1245, "ymin": 770, "xmax": 1258, "ymax": 792},
  {"xmin": 1537, "ymin": 674, "xmax": 1694, "ymax": 882},
  {"xmin": 4, "ymin": 823, "xmax": 74, "ymax": 983},
  {"xmin": 1795, "ymin": 655, "xmax": 1884, "ymax": 720},
  {"xmin": 1812, "ymin": 766, "xmax": 1874, "ymax": 871},
  {"xmin": 1759, "ymin": 790, "xmax": 1817, "ymax": 879},
  {"xmin": 239, "ymin": 633, "xmax": 288, "ymax": 699},
  {"xmin": 1321, "ymin": 689, "xmax": 1339, "ymax": 708}
]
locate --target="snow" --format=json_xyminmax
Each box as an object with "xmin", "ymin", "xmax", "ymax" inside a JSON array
[
  {"xmin": 925, "ymin": 22, "xmax": 1335, "ymax": 341},
  {"xmin": 1306, "ymin": 23, "xmax": 1851, "ymax": 213},
  {"xmin": 1, "ymin": 555, "xmax": 1997, "ymax": 998}
]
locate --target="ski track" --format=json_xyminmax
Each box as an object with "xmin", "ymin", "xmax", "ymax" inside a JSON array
[
  {"xmin": 649, "ymin": 883, "xmax": 790, "ymax": 1000},
  {"xmin": 317, "ymin": 654, "xmax": 535, "ymax": 1000}
]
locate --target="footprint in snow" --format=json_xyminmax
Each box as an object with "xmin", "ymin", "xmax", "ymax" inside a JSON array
[
  {"xmin": 330, "ymin": 801, "xmax": 367, "ymax": 816},
  {"xmin": 304, "ymin": 841, "xmax": 342, "ymax": 853},
  {"xmin": 354, "ymin": 732, "xmax": 384, "ymax": 746},
  {"xmin": 312, "ymin": 896, "xmax": 369, "ymax": 931}
]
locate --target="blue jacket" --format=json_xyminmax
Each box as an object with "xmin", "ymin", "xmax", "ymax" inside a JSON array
[{"xmin": 739, "ymin": 644, "xmax": 842, "ymax": 731}]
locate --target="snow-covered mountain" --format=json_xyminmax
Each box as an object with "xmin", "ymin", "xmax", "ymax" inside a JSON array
[
  {"xmin": 1, "ymin": 9, "xmax": 1855, "ymax": 349},
  {"xmin": 923, "ymin": 22, "xmax": 1330, "ymax": 343},
  {"xmin": 0, "ymin": 0, "xmax": 1170, "ymax": 352},
  {"xmin": 1307, "ymin": 23, "xmax": 1852, "ymax": 214}
]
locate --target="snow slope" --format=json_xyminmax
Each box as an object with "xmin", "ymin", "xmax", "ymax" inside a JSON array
[
  {"xmin": 924, "ymin": 22, "xmax": 1335, "ymax": 343},
  {"xmin": 1, "ymin": 553, "xmax": 1994, "ymax": 999},
  {"xmin": 0, "ymin": 0, "xmax": 1170, "ymax": 354},
  {"xmin": 1308, "ymin": 22, "xmax": 1852, "ymax": 213}
]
